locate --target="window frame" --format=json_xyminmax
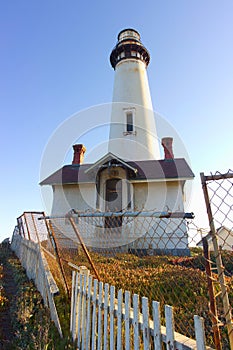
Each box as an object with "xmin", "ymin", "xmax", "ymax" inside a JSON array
[{"xmin": 123, "ymin": 108, "xmax": 136, "ymax": 136}]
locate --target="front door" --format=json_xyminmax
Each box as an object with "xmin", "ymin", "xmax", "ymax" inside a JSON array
[{"xmin": 105, "ymin": 178, "xmax": 122, "ymax": 228}]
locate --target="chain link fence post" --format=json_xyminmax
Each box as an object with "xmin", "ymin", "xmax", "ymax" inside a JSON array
[
  {"xmin": 202, "ymin": 237, "xmax": 222, "ymax": 350},
  {"xmin": 47, "ymin": 220, "xmax": 70, "ymax": 295},
  {"xmin": 200, "ymin": 172, "xmax": 233, "ymax": 349}
]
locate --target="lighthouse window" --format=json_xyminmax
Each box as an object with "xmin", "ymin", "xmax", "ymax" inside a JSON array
[
  {"xmin": 123, "ymin": 108, "xmax": 136, "ymax": 136},
  {"xmin": 126, "ymin": 112, "xmax": 133, "ymax": 132}
]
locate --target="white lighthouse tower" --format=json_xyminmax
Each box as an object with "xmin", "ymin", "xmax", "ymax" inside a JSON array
[{"xmin": 108, "ymin": 28, "xmax": 160, "ymax": 161}]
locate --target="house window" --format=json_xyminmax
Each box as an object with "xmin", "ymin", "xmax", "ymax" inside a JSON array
[{"xmin": 126, "ymin": 112, "xmax": 133, "ymax": 132}]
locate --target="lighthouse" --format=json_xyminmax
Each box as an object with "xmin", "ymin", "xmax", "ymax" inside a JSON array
[
  {"xmin": 108, "ymin": 29, "xmax": 160, "ymax": 161},
  {"xmin": 40, "ymin": 28, "xmax": 194, "ymax": 256}
]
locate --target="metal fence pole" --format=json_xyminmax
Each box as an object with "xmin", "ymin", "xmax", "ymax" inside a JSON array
[
  {"xmin": 47, "ymin": 220, "xmax": 70, "ymax": 295},
  {"xmin": 202, "ymin": 237, "xmax": 222, "ymax": 350},
  {"xmin": 69, "ymin": 217, "xmax": 100, "ymax": 281},
  {"xmin": 200, "ymin": 172, "xmax": 233, "ymax": 349}
]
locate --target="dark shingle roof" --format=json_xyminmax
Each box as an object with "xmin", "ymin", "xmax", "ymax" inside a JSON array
[
  {"xmin": 128, "ymin": 159, "xmax": 194, "ymax": 181},
  {"xmin": 40, "ymin": 157, "xmax": 194, "ymax": 186}
]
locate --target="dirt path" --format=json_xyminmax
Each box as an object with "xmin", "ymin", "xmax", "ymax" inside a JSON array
[{"xmin": 0, "ymin": 244, "xmax": 17, "ymax": 349}]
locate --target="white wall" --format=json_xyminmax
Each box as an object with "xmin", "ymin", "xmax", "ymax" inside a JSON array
[
  {"xmin": 133, "ymin": 180, "xmax": 184, "ymax": 212},
  {"xmin": 51, "ymin": 180, "xmax": 184, "ymax": 214},
  {"xmin": 51, "ymin": 183, "xmax": 96, "ymax": 215},
  {"xmin": 51, "ymin": 179, "xmax": 189, "ymax": 255},
  {"xmin": 109, "ymin": 59, "xmax": 160, "ymax": 161}
]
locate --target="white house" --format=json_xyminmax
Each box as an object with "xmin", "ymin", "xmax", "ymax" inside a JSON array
[
  {"xmin": 197, "ymin": 227, "xmax": 233, "ymax": 251},
  {"xmin": 40, "ymin": 29, "xmax": 194, "ymax": 256}
]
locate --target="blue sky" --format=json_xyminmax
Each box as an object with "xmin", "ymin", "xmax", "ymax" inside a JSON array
[{"xmin": 0, "ymin": 1, "xmax": 233, "ymax": 241}]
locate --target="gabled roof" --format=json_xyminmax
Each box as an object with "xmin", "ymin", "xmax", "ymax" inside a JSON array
[
  {"xmin": 84, "ymin": 152, "xmax": 138, "ymax": 175},
  {"xmin": 40, "ymin": 155, "xmax": 194, "ymax": 186}
]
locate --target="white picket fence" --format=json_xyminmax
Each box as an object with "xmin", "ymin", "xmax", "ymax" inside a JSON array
[
  {"xmin": 70, "ymin": 269, "xmax": 213, "ymax": 350},
  {"xmin": 11, "ymin": 228, "xmax": 63, "ymax": 337}
]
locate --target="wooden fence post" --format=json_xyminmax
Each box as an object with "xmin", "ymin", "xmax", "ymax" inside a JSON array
[
  {"xmin": 117, "ymin": 289, "xmax": 123, "ymax": 350},
  {"xmin": 85, "ymin": 275, "xmax": 93, "ymax": 350},
  {"xmin": 133, "ymin": 294, "xmax": 139, "ymax": 349},
  {"xmin": 165, "ymin": 305, "xmax": 175, "ymax": 350},
  {"xmin": 194, "ymin": 315, "xmax": 206, "ymax": 350},
  {"xmin": 142, "ymin": 297, "xmax": 150, "ymax": 350},
  {"xmin": 153, "ymin": 301, "xmax": 162, "ymax": 350},
  {"xmin": 97, "ymin": 281, "xmax": 103, "ymax": 350},
  {"xmin": 70, "ymin": 270, "xmax": 76, "ymax": 334},
  {"xmin": 103, "ymin": 283, "xmax": 109, "ymax": 350},
  {"xmin": 110, "ymin": 286, "xmax": 115, "ymax": 349},
  {"xmin": 91, "ymin": 279, "xmax": 98, "ymax": 350}
]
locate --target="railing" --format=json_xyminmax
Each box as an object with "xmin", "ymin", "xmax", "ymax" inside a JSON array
[{"xmin": 70, "ymin": 269, "xmax": 213, "ymax": 350}]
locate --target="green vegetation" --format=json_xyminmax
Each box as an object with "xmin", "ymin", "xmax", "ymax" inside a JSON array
[
  {"xmin": 1, "ymin": 241, "xmax": 232, "ymax": 349},
  {"xmin": 0, "ymin": 266, "xmax": 8, "ymax": 308},
  {"xmin": 0, "ymin": 243, "xmax": 75, "ymax": 350},
  {"xmin": 48, "ymin": 247, "xmax": 232, "ymax": 348}
]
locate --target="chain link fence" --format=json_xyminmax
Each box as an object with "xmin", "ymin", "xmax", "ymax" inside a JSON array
[
  {"xmin": 14, "ymin": 171, "xmax": 233, "ymax": 349},
  {"xmin": 200, "ymin": 170, "xmax": 233, "ymax": 349},
  {"xmin": 39, "ymin": 211, "xmax": 217, "ymax": 348}
]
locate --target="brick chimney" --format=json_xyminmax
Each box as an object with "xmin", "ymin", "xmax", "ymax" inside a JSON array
[
  {"xmin": 72, "ymin": 144, "xmax": 86, "ymax": 165},
  {"xmin": 161, "ymin": 137, "xmax": 174, "ymax": 159}
]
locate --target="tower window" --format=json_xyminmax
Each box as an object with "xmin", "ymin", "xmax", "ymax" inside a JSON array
[
  {"xmin": 123, "ymin": 108, "xmax": 136, "ymax": 136},
  {"xmin": 126, "ymin": 112, "xmax": 133, "ymax": 132}
]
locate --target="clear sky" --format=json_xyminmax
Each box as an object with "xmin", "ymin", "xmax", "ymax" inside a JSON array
[{"xmin": 0, "ymin": 0, "xmax": 232, "ymax": 241}]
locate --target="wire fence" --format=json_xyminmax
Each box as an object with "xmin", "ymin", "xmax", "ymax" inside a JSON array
[
  {"xmin": 13, "ymin": 170, "xmax": 233, "ymax": 349},
  {"xmin": 37, "ymin": 210, "xmax": 229, "ymax": 348},
  {"xmin": 200, "ymin": 169, "xmax": 233, "ymax": 349}
]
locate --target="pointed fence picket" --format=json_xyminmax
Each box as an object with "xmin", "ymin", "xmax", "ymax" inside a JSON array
[{"xmin": 70, "ymin": 270, "xmax": 213, "ymax": 350}]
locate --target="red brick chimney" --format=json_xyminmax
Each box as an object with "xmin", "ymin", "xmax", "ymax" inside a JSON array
[
  {"xmin": 72, "ymin": 144, "xmax": 86, "ymax": 165},
  {"xmin": 161, "ymin": 137, "xmax": 174, "ymax": 159}
]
